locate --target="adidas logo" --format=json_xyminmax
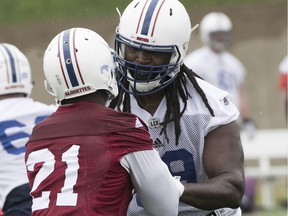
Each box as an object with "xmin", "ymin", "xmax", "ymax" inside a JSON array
[
  {"xmin": 153, "ymin": 138, "xmax": 164, "ymax": 148},
  {"xmin": 219, "ymin": 96, "xmax": 229, "ymax": 106}
]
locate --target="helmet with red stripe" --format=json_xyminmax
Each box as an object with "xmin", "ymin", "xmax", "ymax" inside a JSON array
[
  {"xmin": 0, "ymin": 43, "xmax": 32, "ymax": 96},
  {"xmin": 43, "ymin": 27, "xmax": 118, "ymax": 104},
  {"xmin": 114, "ymin": 0, "xmax": 193, "ymax": 95}
]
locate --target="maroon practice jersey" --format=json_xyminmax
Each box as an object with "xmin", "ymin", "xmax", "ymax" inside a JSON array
[{"xmin": 25, "ymin": 101, "xmax": 153, "ymax": 216}]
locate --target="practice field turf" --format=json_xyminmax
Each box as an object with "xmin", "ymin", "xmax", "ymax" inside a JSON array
[{"xmin": 243, "ymin": 208, "xmax": 287, "ymax": 216}]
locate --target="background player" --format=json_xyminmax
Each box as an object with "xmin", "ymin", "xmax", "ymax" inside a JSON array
[
  {"xmin": 278, "ymin": 55, "xmax": 287, "ymax": 120},
  {"xmin": 184, "ymin": 12, "xmax": 256, "ymax": 140},
  {"xmin": 25, "ymin": 27, "xmax": 184, "ymax": 216},
  {"xmin": 0, "ymin": 43, "xmax": 55, "ymax": 216},
  {"xmin": 110, "ymin": 0, "xmax": 245, "ymax": 215}
]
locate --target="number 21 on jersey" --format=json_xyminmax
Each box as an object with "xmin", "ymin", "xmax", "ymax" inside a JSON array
[{"xmin": 26, "ymin": 145, "xmax": 80, "ymax": 211}]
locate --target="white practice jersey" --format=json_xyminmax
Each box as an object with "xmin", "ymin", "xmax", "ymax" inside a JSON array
[
  {"xmin": 184, "ymin": 46, "xmax": 246, "ymax": 109},
  {"xmin": 127, "ymin": 77, "xmax": 241, "ymax": 216},
  {"xmin": 0, "ymin": 97, "xmax": 55, "ymax": 208}
]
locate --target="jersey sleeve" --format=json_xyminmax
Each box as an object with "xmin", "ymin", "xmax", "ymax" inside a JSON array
[
  {"xmin": 197, "ymin": 78, "xmax": 240, "ymax": 135},
  {"xmin": 120, "ymin": 150, "xmax": 183, "ymax": 216}
]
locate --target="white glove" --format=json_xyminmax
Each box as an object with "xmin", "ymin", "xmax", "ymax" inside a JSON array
[{"xmin": 174, "ymin": 176, "xmax": 184, "ymax": 197}]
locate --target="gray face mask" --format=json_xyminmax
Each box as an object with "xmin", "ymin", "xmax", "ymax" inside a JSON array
[{"xmin": 208, "ymin": 31, "xmax": 232, "ymax": 53}]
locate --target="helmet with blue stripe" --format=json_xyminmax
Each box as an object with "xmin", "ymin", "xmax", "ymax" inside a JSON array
[
  {"xmin": 43, "ymin": 27, "xmax": 118, "ymax": 104},
  {"xmin": 114, "ymin": 0, "xmax": 193, "ymax": 95},
  {"xmin": 0, "ymin": 43, "xmax": 32, "ymax": 96}
]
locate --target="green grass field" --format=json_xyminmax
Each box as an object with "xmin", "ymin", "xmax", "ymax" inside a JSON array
[
  {"xmin": 243, "ymin": 208, "xmax": 287, "ymax": 216},
  {"xmin": 0, "ymin": 0, "xmax": 284, "ymax": 25}
]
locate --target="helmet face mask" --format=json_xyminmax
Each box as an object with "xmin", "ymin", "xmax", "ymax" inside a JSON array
[
  {"xmin": 44, "ymin": 27, "xmax": 118, "ymax": 105},
  {"xmin": 115, "ymin": 33, "xmax": 180, "ymax": 95},
  {"xmin": 0, "ymin": 43, "xmax": 32, "ymax": 97},
  {"xmin": 208, "ymin": 31, "xmax": 232, "ymax": 52},
  {"xmin": 114, "ymin": 0, "xmax": 192, "ymax": 95}
]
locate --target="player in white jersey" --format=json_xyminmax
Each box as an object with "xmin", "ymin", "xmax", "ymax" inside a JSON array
[
  {"xmin": 0, "ymin": 43, "xmax": 55, "ymax": 216},
  {"xmin": 110, "ymin": 1, "xmax": 245, "ymax": 215},
  {"xmin": 184, "ymin": 12, "xmax": 256, "ymax": 140},
  {"xmin": 278, "ymin": 55, "xmax": 288, "ymax": 119},
  {"xmin": 185, "ymin": 12, "xmax": 258, "ymax": 212}
]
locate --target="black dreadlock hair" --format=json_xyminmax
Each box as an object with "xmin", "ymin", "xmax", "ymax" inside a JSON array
[{"xmin": 109, "ymin": 64, "xmax": 215, "ymax": 146}]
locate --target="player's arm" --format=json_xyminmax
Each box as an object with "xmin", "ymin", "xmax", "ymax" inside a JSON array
[
  {"xmin": 120, "ymin": 149, "xmax": 184, "ymax": 216},
  {"xmin": 180, "ymin": 121, "xmax": 245, "ymax": 210}
]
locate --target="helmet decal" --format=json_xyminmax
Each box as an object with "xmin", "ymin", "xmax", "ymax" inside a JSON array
[
  {"xmin": 136, "ymin": 0, "xmax": 165, "ymax": 40},
  {"xmin": 58, "ymin": 29, "xmax": 84, "ymax": 89},
  {"xmin": 1, "ymin": 44, "xmax": 18, "ymax": 83}
]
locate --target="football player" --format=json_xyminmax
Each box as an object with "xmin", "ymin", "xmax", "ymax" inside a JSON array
[
  {"xmin": 25, "ymin": 27, "xmax": 184, "ymax": 216},
  {"xmin": 110, "ymin": 0, "xmax": 245, "ymax": 215},
  {"xmin": 184, "ymin": 12, "xmax": 258, "ymax": 212},
  {"xmin": 278, "ymin": 55, "xmax": 287, "ymax": 119},
  {"xmin": 0, "ymin": 43, "xmax": 55, "ymax": 215},
  {"xmin": 184, "ymin": 12, "xmax": 256, "ymax": 140}
]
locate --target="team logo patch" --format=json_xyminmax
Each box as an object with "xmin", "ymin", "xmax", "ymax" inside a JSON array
[
  {"xmin": 148, "ymin": 118, "xmax": 160, "ymax": 128},
  {"xmin": 101, "ymin": 65, "xmax": 109, "ymax": 74}
]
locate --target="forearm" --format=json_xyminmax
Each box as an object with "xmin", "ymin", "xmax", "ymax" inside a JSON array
[
  {"xmin": 121, "ymin": 150, "xmax": 183, "ymax": 216},
  {"xmin": 180, "ymin": 172, "xmax": 244, "ymax": 210}
]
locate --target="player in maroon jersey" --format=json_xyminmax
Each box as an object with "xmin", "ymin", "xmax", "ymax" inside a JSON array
[{"xmin": 24, "ymin": 27, "xmax": 184, "ymax": 216}]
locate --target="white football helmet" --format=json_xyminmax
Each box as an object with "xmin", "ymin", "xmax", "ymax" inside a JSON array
[
  {"xmin": 43, "ymin": 27, "xmax": 118, "ymax": 104},
  {"xmin": 0, "ymin": 43, "xmax": 32, "ymax": 96},
  {"xmin": 200, "ymin": 12, "xmax": 232, "ymax": 52},
  {"xmin": 114, "ymin": 0, "xmax": 193, "ymax": 95}
]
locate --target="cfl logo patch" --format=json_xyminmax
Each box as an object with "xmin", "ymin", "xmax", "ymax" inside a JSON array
[{"xmin": 148, "ymin": 118, "xmax": 160, "ymax": 128}]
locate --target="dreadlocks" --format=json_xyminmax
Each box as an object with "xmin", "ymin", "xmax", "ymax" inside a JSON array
[{"xmin": 109, "ymin": 64, "xmax": 215, "ymax": 146}]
